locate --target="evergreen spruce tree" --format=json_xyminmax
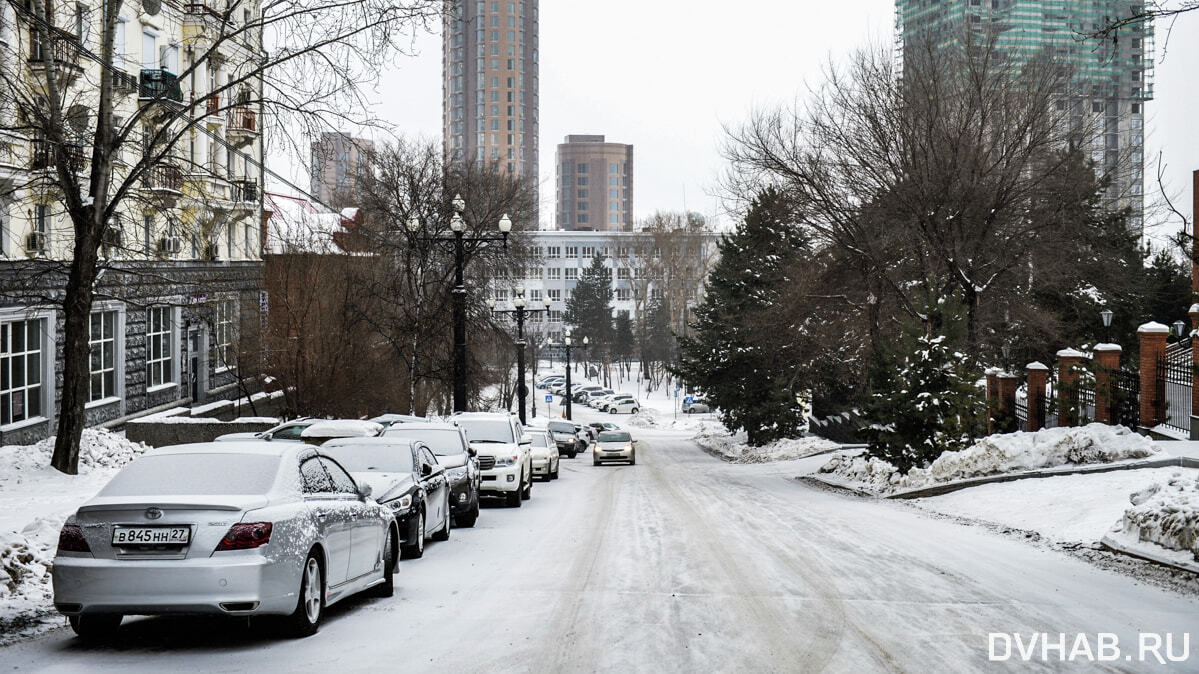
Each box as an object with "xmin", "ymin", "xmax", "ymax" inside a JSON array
[
  {"xmin": 564, "ymin": 254, "xmax": 614, "ymax": 347},
  {"xmin": 865, "ymin": 293, "xmax": 987, "ymax": 472},
  {"xmin": 674, "ymin": 187, "xmax": 811, "ymax": 445}
]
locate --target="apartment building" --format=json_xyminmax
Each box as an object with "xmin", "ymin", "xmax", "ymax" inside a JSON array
[
  {"xmin": 555, "ymin": 135, "xmax": 634, "ymax": 232},
  {"xmin": 0, "ymin": 0, "xmax": 267, "ymax": 444}
]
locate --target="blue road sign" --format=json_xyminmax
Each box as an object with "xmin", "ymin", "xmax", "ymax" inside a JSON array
[
  {"xmin": 684, "ymin": 396, "xmax": 694, "ymax": 405},
  {"xmin": 545, "ymin": 395, "xmax": 553, "ymax": 403}
]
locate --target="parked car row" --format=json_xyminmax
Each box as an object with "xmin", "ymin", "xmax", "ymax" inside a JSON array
[
  {"xmin": 51, "ymin": 408, "xmax": 586, "ymax": 642},
  {"xmin": 536, "ymin": 374, "xmax": 641, "ymax": 415}
]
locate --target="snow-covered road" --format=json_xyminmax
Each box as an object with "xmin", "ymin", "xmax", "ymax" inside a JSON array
[{"xmin": 3, "ymin": 426, "xmax": 1196, "ymax": 672}]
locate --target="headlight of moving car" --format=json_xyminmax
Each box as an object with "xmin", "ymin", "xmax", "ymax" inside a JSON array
[
  {"xmin": 447, "ymin": 466, "xmax": 468, "ymax": 481},
  {"xmin": 385, "ymin": 494, "xmax": 413, "ymax": 512},
  {"xmin": 624, "ymin": 444, "xmax": 634, "ymax": 451},
  {"xmin": 494, "ymin": 454, "xmax": 519, "ymax": 467}
]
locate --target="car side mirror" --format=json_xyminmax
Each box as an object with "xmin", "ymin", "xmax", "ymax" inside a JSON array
[
  {"xmin": 468, "ymin": 447, "xmax": 477, "ymax": 457},
  {"xmin": 519, "ymin": 435, "xmax": 532, "ymax": 446},
  {"xmin": 358, "ymin": 483, "xmax": 372, "ymax": 499},
  {"xmin": 258, "ymin": 432, "xmax": 272, "ymax": 441},
  {"xmin": 421, "ymin": 464, "xmax": 433, "ymax": 477}
]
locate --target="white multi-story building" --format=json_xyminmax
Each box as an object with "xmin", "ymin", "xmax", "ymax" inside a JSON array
[{"xmin": 496, "ymin": 229, "xmax": 719, "ymax": 343}]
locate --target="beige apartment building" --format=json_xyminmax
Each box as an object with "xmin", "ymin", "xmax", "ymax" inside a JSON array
[
  {"xmin": 442, "ymin": 0, "xmax": 540, "ymax": 214},
  {"xmin": 555, "ymin": 135, "xmax": 633, "ymax": 231},
  {"xmin": 309, "ymin": 132, "xmax": 374, "ymax": 208}
]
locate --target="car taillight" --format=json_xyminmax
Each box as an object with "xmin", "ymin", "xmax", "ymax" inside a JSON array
[
  {"xmin": 57, "ymin": 524, "xmax": 90, "ymax": 553},
  {"xmin": 215, "ymin": 522, "xmax": 273, "ymax": 551}
]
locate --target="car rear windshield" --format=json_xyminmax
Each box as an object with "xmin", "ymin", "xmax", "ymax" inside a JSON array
[
  {"xmin": 598, "ymin": 431, "xmax": 632, "ymax": 442},
  {"xmin": 382, "ymin": 428, "xmax": 465, "ymax": 456},
  {"xmin": 531, "ymin": 434, "xmax": 549, "ymax": 447},
  {"xmin": 547, "ymin": 422, "xmax": 575, "ymax": 433},
  {"xmin": 456, "ymin": 419, "xmax": 514, "ymax": 444},
  {"xmin": 100, "ymin": 453, "xmax": 281, "ymax": 496},
  {"xmin": 321, "ymin": 444, "xmax": 414, "ymax": 473}
]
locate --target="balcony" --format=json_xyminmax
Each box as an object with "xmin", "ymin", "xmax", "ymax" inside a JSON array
[
  {"xmin": 206, "ymin": 93, "xmax": 221, "ymax": 116},
  {"xmin": 30, "ymin": 140, "xmax": 85, "ymax": 173},
  {"xmin": 226, "ymin": 106, "xmax": 259, "ymax": 146},
  {"xmin": 139, "ymin": 69, "xmax": 185, "ymax": 108},
  {"xmin": 27, "ymin": 28, "xmax": 83, "ymax": 82},
  {"xmin": 109, "ymin": 69, "xmax": 139, "ymax": 95},
  {"xmin": 233, "ymin": 179, "xmax": 258, "ymax": 203},
  {"xmin": 144, "ymin": 164, "xmax": 184, "ymax": 194}
]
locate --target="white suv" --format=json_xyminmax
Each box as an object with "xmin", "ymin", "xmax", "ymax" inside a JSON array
[{"xmin": 452, "ymin": 413, "xmax": 533, "ymax": 507}]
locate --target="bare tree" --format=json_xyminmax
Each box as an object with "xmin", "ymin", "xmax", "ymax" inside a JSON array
[
  {"xmin": 0, "ymin": 0, "xmax": 438, "ymax": 472},
  {"xmin": 1081, "ymin": 2, "xmax": 1196, "ymax": 46},
  {"xmin": 723, "ymin": 35, "xmax": 1107, "ymax": 351}
]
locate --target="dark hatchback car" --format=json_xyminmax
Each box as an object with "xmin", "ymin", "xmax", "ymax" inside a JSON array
[
  {"xmin": 383, "ymin": 423, "xmax": 481, "ymax": 528},
  {"xmin": 321, "ymin": 437, "xmax": 451, "ymax": 560}
]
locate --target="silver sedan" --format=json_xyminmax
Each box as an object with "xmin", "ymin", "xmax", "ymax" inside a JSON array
[{"xmin": 52, "ymin": 442, "xmax": 399, "ymax": 640}]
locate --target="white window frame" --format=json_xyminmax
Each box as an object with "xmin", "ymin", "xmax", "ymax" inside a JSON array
[
  {"xmin": 146, "ymin": 305, "xmax": 178, "ymax": 391},
  {"xmin": 213, "ymin": 298, "xmax": 237, "ymax": 372},
  {"xmin": 0, "ymin": 308, "xmax": 55, "ymax": 430},
  {"xmin": 87, "ymin": 304, "xmax": 125, "ymax": 408}
]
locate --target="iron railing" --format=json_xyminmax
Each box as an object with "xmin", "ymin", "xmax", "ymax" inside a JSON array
[{"xmin": 1157, "ymin": 356, "xmax": 1192, "ymax": 435}]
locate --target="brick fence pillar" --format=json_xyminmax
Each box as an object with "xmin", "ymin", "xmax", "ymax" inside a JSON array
[
  {"xmin": 1093, "ymin": 344, "xmax": 1122, "ymax": 425},
  {"xmin": 1191, "ymin": 305, "xmax": 1199, "ymax": 439},
  {"xmin": 996, "ymin": 372, "xmax": 1019, "ymax": 434},
  {"xmin": 985, "ymin": 368, "xmax": 1000, "ymax": 434},
  {"xmin": 1026, "ymin": 362, "xmax": 1049, "ymax": 431},
  {"xmin": 1056, "ymin": 349, "xmax": 1087, "ymax": 427},
  {"xmin": 1138, "ymin": 322, "xmax": 1170, "ymax": 429}
]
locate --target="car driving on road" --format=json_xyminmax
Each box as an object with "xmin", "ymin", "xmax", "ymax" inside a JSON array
[
  {"xmin": 593, "ymin": 430, "xmax": 637, "ymax": 465},
  {"xmin": 548, "ymin": 420, "xmax": 585, "ymax": 458},
  {"xmin": 382, "ymin": 422, "xmax": 481, "ymax": 528},
  {"xmin": 52, "ymin": 442, "xmax": 398, "ymax": 640},
  {"xmin": 452, "ymin": 412, "xmax": 533, "ymax": 507},
  {"xmin": 321, "ymin": 437, "xmax": 452, "ymax": 560}
]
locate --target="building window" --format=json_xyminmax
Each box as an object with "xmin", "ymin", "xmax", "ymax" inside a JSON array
[
  {"xmin": 214, "ymin": 299, "xmax": 236, "ymax": 370},
  {"xmin": 530, "ymin": 289, "xmax": 542, "ymax": 301},
  {"xmin": 548, "ymin": 289, "xmax": 561, "ymax": 301},
  {"xmin": 88, "ymin": 310, "xmax": 117, "ymax": 402},
  {"xmin": 146, "ymin": 306, "xmax": 173, "ymax": 388},
  {"xmin": 617, "ymin": 268, "xmax": 630, "ymax": 280},
  {"xmin": 577, "ymin": 189, "xmax": 588, "ymax": 199},
  {"xmin": 582, "ymin": 246, "xmax": 593, "ymax": 258},
  {"xmin": 616, "ymin": 289, "xmax": 631, "ymax": 301},
  {"xmin": 545, "ymin": 246, "xmax": 560, "ymax": 258},
  {"xmin": 565, "ymin": 267, "xmax": 578, "ymax": 280},
  {"xmin": 1, "ymin": 319, "xmax": 44, "ymax": 425},
  {"xmin": 577, "ymin": 163, "xmax": 588, "ymax": 174},
  {"xmin": 547, "ymin": 268, "xmax": 561, "ymax": 280},
  {"xmin": 577, "ymin": 177, "xmax": 588, "ymax": 186},
  {"xmin": 565, "ymin": 246, "xmax": 578, "ymax": 257}
]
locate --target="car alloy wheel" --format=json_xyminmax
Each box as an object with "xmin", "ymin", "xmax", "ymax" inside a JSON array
[
  {"xmin": 372, "ymin": 527, "xmax": 396, "ymax": 597},
  {"xmin": 433, "ymin": 493, "xmax": 451, "ymax": 541},
  {"xmin": 281, "ymin": 552, "xmax": 323, "ymax": 637},
  {"xmin": 402, "ymin": 511, "xmax": 425, "ymax": 559}
]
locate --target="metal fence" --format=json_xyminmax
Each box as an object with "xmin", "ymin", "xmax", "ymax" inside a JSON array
[
  {"xmin": 1157, "ymin": 355, "xmax": 1192, "ymax": 435},
  {"xmin": 1015, "ymin": 395, "xmax": 1028, "ymax": 430},
  {"xmin": 1111, "ymin": 368, "xmax": 1140, "ymax": 430}
]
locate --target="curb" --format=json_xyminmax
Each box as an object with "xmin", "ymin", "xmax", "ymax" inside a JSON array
[
  {"xmin": 1100, "ymin": 535, "xmax": 1199, "ymax": 576},
  {"xmin": 799, "ymin": 455, "xmax": 1199, "ymax": 500}
]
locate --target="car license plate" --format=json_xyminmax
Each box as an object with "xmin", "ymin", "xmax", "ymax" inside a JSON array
[{"xmin": 112, "ymin": 526, "xmax": 191, "ymax": 545}]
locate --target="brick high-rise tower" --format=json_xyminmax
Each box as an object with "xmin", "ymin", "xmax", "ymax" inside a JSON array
[{"xmin": 443, "ymin": 0, "xmax": 540, "ymax": 220}]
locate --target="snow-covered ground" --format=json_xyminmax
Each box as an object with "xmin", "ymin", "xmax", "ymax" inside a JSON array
[
  {"xmin": 1109, "ymin": 470, "xmax": 1199, "ymax": 569},
  {"xmin": 0, "ymin": 430, "xmax": 149, "ymax": 642},
  {"xmin": 912, "ymin": 467, "xmax": 1199, "ymax": 546},
  {"xmin": 692, "ymin": 428, "xmax": 839, "ymax": 464},
  {"xmin": 818, "ymin": 424, "xmax": 1162, "ymax": 495}
]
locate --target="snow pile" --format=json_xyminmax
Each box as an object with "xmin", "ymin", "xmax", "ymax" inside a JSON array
[
  {"xmin": 1115, "ymin": 472, "xmax": 1199, "ymax": 562},
  {"xmin": 0, "ymin": 429, "xmax": 149, "ymax": 642},
  {"xmin": 819, "ymin": 424, "xmax": 1161, "ymax": 495},
  {"xmin": 627, "ymin": 408, "xmax": 662, "ymax": 428},
  {"xmin": 696, "ymin": 431, "xmax": 839, "ymax": 464}
]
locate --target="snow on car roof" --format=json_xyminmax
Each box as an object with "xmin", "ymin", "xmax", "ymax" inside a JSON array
[
  {"xmin": 149, "ymin": 441, "xmax": 305, "ymax": 457},
  {"xmin": 382, "ymin": 422, "xmax": 459, "ymax": 432},
  {"xmin": 301, "ymin": 419, "xmax": 383, "ymax": 438}
]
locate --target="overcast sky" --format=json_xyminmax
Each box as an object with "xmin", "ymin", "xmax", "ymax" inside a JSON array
[{"xmin": 320, "ymin": 1, "xmax": 1197, "ymax": 237}]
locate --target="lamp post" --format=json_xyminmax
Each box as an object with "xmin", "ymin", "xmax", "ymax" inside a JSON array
[
  {"xmin": 1001, "ymin": 343, "xmax": 1011, "ymax": 373},
  {"xmin": 489, "ymin": 285, "xmax": 552, "ymax": 424},
  {"xmin": 1100, "ymin": 308, "xmax": 1114, "ymax": 344},
  {"xmin": 554, "ymin": 329, "xmax": 588, "ymax": 421},
  {"xmin": 1174, "ymin": 319, "xmax": 1187, "ymax": 342},
  {"xmin": 407, "ymin": 195, "xmax": 512, "ymax": 413}
]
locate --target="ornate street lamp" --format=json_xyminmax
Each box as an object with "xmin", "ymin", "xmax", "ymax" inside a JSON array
[
  {"xmin": 1100, "ymin": 308, "xmax": 1113, "ymax": 344},
  {"xmin": 408, "ymin": 195, "xmax": 512, "ymax": 412},
  {"xmin": 490, "ymin": 286, "xmax": 552, "ymax": 424}
]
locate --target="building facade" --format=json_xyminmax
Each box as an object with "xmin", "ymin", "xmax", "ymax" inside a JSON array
[
  {"xmin": 555, "ymin": 135, "xmax": 634, "ymax": 231},
  {"xmin": 494, "ymin": 230, "xmax": 718, "ymax": 344},
  {"xmin": 442, "ymin": 0, "xmax": 539, "ymax": 212},
  {"xmin": 309, "ymin": 132, "xmax": 374, "ymax": 208},
  {"xmin": 0, "ymin": 0, "xmax": 267, "ymax": 444},
  {"xmin": 896, "ymin": 0, "xmax": 1153, "ymax": 231}
]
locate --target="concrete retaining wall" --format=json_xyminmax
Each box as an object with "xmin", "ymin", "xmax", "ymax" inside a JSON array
[{"xmin": 126, "ymin": 418, "xmax": 278, "ymax": 448}]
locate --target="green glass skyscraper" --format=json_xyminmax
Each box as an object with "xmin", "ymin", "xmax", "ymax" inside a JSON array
[{"xmin": 896, "ymin": 0, "xmax": 1153, "ymax": 231}]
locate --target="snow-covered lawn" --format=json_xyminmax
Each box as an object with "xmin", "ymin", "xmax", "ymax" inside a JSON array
[
  {"xmin": 818, "ymin": 424, "xmax": 1161, "ymax": 495},
  {"xmin": 911, "ymin": 467, "xmax": 1198, "ymax": 545},
  {"xmin": 0, "ymin": 430, "xmax": 148, "ymax": 642}
]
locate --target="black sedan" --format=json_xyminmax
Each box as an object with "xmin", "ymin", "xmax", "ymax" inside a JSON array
[
  {"xmin": 321, "ymin": 437, "xmax": 452, "ymax": 560},
  {"xmin": 383, "ymin": 423, "xmax": 481, "ymax": 528},
  {"xmin": 548, "ymin": 420, "xmax": 586, "ymax": 458}
]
